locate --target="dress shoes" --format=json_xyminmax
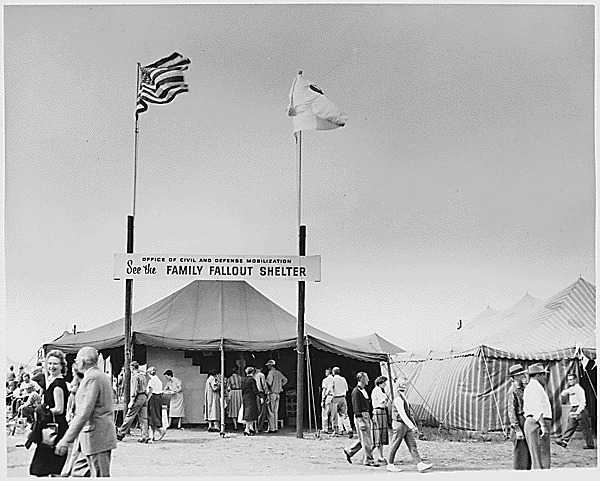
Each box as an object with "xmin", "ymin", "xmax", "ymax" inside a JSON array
[{"xmin": 343, "ymin": 449, "xmax": 352, "ymax": 464}]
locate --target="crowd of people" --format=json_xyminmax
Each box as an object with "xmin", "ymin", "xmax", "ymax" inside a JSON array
[
  {"xmin": 6, "ymin": 351, "xmax": 595, "ymax": 476},
  {"xmin": 201, "ymin": 360, "xmax": 288, "ymax": 436},
  {"xmin": 325, "ymin": 368, "xmax": 433, "ymax": 472}
]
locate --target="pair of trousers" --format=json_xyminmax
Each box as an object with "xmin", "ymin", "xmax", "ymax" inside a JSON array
[
  {"xmin": 331, "ymin": 396, "xmax": 352, "ymax": 433},
  {"xmin": 561, "ymin": 407, "xmax": 595, "ymax": 447},
  {"xmin": 267, "ymin": 393, "xmax": 280, "ymax": 431},
  {"xmin": 118, "ymin": 394, "xmax": 149, "ymax": 439},
  {"xmin": 86, "ymin": 450, "xmax": 112, "ymax": 477},
  {"xmin": 347, "ymin": 415, "xmax": 375, "ymax": 465},
  {"xmin": 257, "ymin": 394, "xmax": 268, "ymax": 431},
  {"xmin": 321, "ymin": 396, "xmax": 333, "ymax": 431},
  {"xmin": 388, "ymin": 420, "xmax": 422, "ymax": 464},
  {"xmin": 509, "ymin": 426, "xmax": 532, "ymax": 470},
  {"xmin": 523, "ymin": 417, "xmax": 551, "ymax": 469}
]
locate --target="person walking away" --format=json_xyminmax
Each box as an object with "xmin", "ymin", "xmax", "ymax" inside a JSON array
[
  {"xmin": 523, "ymin": 363, "xmax": 552, "ymax": 469},
  {"xmin": 55, "ymin": 347, "xmax": 117, "ymax": 477},
  {"xmin": 555, "ymin": 372, "xmax": 595, "ymax": 450},
  {"xmin": 371, "ymin": 376, "xmax": 390, "ymax": 464},
  {"xmin": 227, "ymin": 367, "xmax": 243, "ymax": 430},
  {"xmin": 116, "ymin": 361, "xmax": 150, "ymax": 443},
  {"xmin": 147, "ymin": 367, "xmax": 166, "ymax": 442},
  {"xmin": 343, "ymin": 372, "xmax": 380, "ymax": 467},
  {"xmin": 254, "ymin": 366, "xmax": 268, "ymax": 433},
  {"xmin": 265, "ymin": 360, "xmax": 287, "ymax": 433},
  {"xmin": 28, "ymin": 349, "xmax": 69, "ymax": 476},
  {"xmin": 163, "ymin": 370, "xmax": 185, "ymax": 429},
  {"xmin": 321, "ymin": 368, "xmax": 334, "ymax": 434},
  {"xmin": 241, "ymin": 366, "xmax": 260, "ymax": 435},
  {"xmin": 386, "ymin": 378, "xmax": 433, "ymax": 473},
  {"xmin": 330, "ymin": 367, "xmax": 354, "ymax": 438},
  {"xmin": 507, "ymin": 364, "xmax": 532, "ymax": 470}
]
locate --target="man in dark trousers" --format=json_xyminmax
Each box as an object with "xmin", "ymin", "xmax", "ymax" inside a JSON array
[
  {"xmin": 507, "ymin": 364, "xmax": 531, "ymax": 470},
  {"xmin": 555, "ymin": 372, "xmax": 595, "ymax": 450},
  {"xmin": 342, "ymin": 372, "xmax": 380, "ymax": 467}
]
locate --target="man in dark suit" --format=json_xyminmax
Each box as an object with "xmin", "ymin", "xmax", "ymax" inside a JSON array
[{"xmin": 55, "ymin": 347, "xmax": 117, "ymax": 477}]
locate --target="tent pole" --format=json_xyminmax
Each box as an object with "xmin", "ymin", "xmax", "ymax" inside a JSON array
[
  {"xmin": 306, "ymin": 341, "xmax": 312, "ymax": 431},
  {"xmin": 220, "ymin": 339, "xmax": 225, "ymax": 436}
]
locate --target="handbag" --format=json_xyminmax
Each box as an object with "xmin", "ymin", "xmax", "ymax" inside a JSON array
[
  {"xmin": 237, "ymin": 404, "xmax": 244, "ymax": 424},
  {"xmin": 41, "ymin": 413, "xmax": 59, "ymax": 447}
]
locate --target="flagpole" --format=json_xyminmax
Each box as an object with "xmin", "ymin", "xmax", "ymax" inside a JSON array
[
  {"xmin": 123, "ymin": 62, "xmax": 141, "ymax": 406},
  {"xmin": 296, "ymin": 116, "xmax": 307, "ymax": 438}
]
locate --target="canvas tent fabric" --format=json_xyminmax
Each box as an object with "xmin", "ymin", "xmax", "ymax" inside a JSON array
[
  {"xmin": 389, "ymin": 278, "xmax": 596, "ymax": 434},
  {"xmin": 44, "ymin": 280, "xmax": 387, "ymax": 363},
  {"xmin": 344, "ymin": 333, "xmax": 405, "ymax": 355}
]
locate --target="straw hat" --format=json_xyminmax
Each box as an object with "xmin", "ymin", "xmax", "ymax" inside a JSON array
[
  {"xmin": 508, "ymin": 364, "xmax": 526, "ymax": 377},
  {"xmin": 528, "ymin": 363, "xmax": 547, "ymax": 375}
]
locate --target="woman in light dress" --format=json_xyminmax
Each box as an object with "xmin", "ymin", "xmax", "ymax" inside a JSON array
[
  {"xmin": 163, "ymin": 370, "xmax": 185, "ymax": 429},
  {"xmin": 204, "ymin": 369, "xmax": 221, "ymax": 432},
  {"xmin": 227, "ymin": 367, "xmax": 243, "ymax": 430}
]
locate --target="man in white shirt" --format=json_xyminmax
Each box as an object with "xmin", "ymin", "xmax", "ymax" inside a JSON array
[
  {"xmin": 320, "ymin": 368, "xmax": 334, "ymax": 434},
  {"xmin": 386, "ymin": 378, "xmax": 433, "ymax": 473},
  {"xmin": 523, "ymin": 363, "xmax": 552, "ymax": 469},
  {"xmin": 330, "ymin": 367, "xmax": 353, "ymax": 438},
  {"xmin": 555, "ymin": 373, "xmax": 595, "ymax": 450}
]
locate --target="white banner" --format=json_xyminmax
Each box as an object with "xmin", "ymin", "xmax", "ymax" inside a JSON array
[{"xmin": 114, "ymin": 254, "xmax": 321, "ymax": 282}]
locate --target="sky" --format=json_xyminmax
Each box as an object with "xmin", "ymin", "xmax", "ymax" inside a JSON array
[{"xmin": 2, "ymin": 2, "xmax": 596, "ymax": 366}]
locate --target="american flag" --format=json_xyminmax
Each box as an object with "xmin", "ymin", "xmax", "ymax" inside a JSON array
[{"xmin": 136, "ymin": 52, "xmax": 191, "ymax": 119}]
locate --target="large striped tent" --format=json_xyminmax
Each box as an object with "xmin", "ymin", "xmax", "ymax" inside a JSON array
[{"xmin": 388, "ymin": 277, "xmax": 596, "ymax": 434}]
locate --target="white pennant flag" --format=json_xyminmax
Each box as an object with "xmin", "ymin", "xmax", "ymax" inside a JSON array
[{"xmin": 287, "ymin": 73, "xmax": 348, "ymax": 133}]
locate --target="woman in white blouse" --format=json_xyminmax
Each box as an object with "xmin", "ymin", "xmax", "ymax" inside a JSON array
[{"xmin": 370, "ymin": 376, "xmax": 390, "ymax": 463}]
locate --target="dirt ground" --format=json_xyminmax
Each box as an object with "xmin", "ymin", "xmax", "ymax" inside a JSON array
[{"xmin": 4, "ymin": 425, "xmax": 597, "ymax": 478}]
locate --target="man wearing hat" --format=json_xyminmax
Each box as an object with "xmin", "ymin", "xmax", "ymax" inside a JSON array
[
  {"xmin": 523, "ymin": 363, "xmax": 552, "ymax": 469},
  {"xmin": 265, "ymin": 360, "xmax": 287, "ymax": 433},
  {"xmin": 116, "ymin": 361, "xmax": 150, "ymax": 443},
  {"xmin": 507, "ymin": 364, "xmax": 531, "ymax": 470}
]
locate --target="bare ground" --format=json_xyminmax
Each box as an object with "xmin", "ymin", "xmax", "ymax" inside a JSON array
[{"xmin": 5, "ymin": 425, "xmax": 597, "ymax": 477}]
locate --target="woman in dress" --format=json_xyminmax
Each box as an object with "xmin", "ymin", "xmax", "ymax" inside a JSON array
[
  {"xmin": 227, "ymin": 367, "xmax": 243, "ymax": 430},
  {"xmin": 241, "ymin": 366, "xmax": 259, "ymax": 436},
  {"xmin": 371, "ymin": 375, "xmax": 390, "ymax": 464},
  {"xmin": 204, "ymin": 369, "xmax": 221, "ymax": 432},
  {"xmin": 29, "ymin": 349, "xmax": 69, "ymax": 477},
  {"xmin": 163, "ymin": 370, "xmax": 185, "ymax": 429}
]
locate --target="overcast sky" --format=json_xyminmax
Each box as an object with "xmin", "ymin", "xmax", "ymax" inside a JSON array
[{"xmin": 2, "ymin": 2, "xmax": 595, "ymax": 365}]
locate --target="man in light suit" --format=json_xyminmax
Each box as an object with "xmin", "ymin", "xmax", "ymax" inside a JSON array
[{"xmin": 55, "ymin": 346, "xmax": 117, "ymax": 477}]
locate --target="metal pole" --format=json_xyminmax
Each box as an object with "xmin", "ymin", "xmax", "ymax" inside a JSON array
[
  {"xmin": 123, "ymin": 63, "xmax": 141, "ymax": 409},
  {"xmin": 220, "ymin": 339, "xmax": 226, "ymax": 436}
]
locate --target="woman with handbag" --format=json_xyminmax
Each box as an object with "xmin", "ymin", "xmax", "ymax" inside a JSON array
[
  {"xmin": 29, "ymin": 349, "xmax": 69, "ymax": 477},
  {"xmin": 241, "ymin": 366, "xmax": 259, "ymax": 436}
]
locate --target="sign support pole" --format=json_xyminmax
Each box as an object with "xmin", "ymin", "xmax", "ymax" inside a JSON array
[{"xmin": 296, "ymin": 123, "xmax": 306, "ymax": 438}]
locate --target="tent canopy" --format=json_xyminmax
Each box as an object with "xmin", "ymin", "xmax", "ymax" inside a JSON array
[
  {"xmin": 345, "ymin": 333, "xmax": 405, "ymax": 355},
  {"xmin": 401, "ymin": 277, "xmax": 596, "ymax": 361},
  {"xmin": 44, "ymin": 280, "xmax": 387, "ymax": 363}
]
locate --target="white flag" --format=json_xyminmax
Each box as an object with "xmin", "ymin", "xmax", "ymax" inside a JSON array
[{"xmin": 287, "ymin": 73, "xmax": 348, "ymax": 133}]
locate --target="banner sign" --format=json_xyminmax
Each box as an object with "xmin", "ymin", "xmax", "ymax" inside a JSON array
[{"xmin": 114, "ymin": 254, "xmax": 321, "ymax": 282}]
